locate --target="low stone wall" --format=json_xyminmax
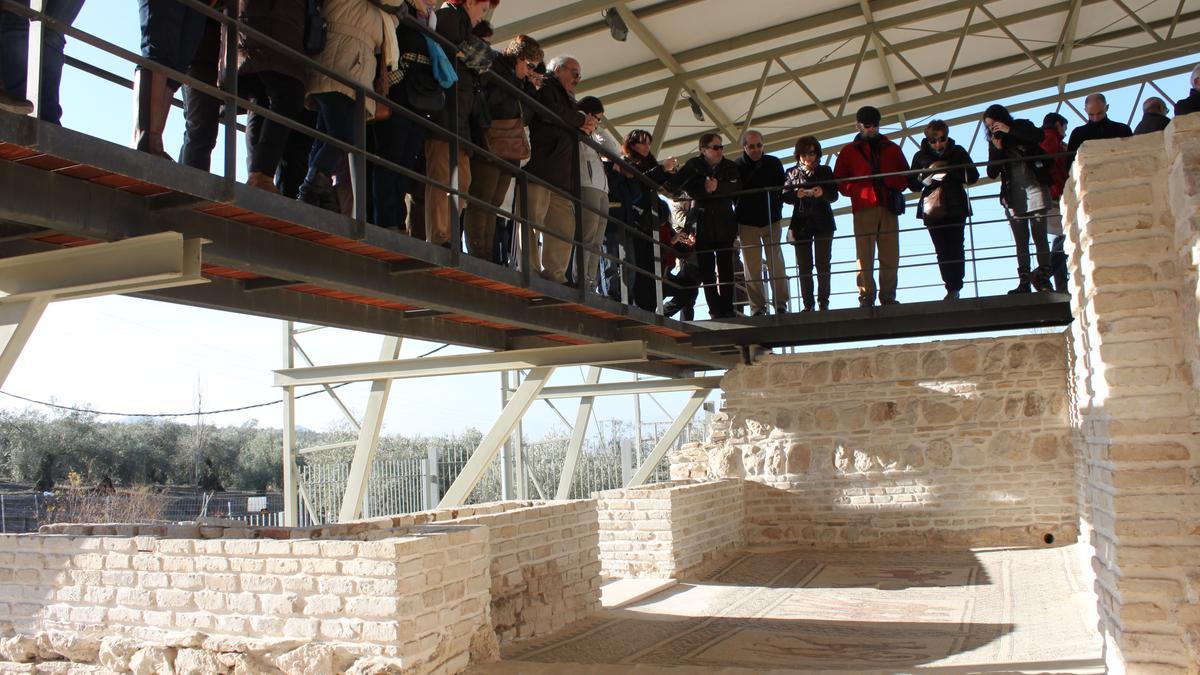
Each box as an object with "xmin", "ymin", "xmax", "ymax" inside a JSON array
[
  {"xmin": 674, "ymin": 333, "xmax": 1077, "ymax": 549},
  {"xmin": 0, "ymin": 522, "xmax": 491, "ymax": 674},
  {"xmin": 595, "ymin": 480, "xmax": 743, "ymax": 579},
  {"xmin": 358, "ymin": 500, "xmax": 601, "ymax": 642}
]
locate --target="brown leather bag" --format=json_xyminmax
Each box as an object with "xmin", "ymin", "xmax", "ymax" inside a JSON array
[{"xmin": 485, "ymin": 117, "xmax": 530, "ymax": 161}]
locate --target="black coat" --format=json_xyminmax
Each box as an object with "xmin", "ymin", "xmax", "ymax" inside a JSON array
[
  {"xmin": 483, "ymin": 55, "xmax": 534, "ymax": 123},
  {"xmin": 1134, "ymin": 112, "xmax": 1170, "ymax": 135},
  {"xmin": 1068, "ymin": 117, "xmax": 1133, "ymax": 154},
  {"xmin": 781, "ymin": 164, "xmax": 837, "ymax": 236},
  {"xmin": 525, "ymin": 77, "xmax": 586, "ymax": 192},
  {"xmin": 236, "ymin": 0, "xmax": 306, "ymax": 83},
  {"xmin": 430, "ymin": 4, "xmax": 478, "ymax": 143},
  {"xmin": 666, "ymin": 157, "xmax": 741, "ymax": 245},
  {"xmin": 986, "ymin": 118, "xmax": 1047, "ymax": 190},
  {"xmin": 1175, "ymin": 89, "xmax": 1200, "ymax": 116},
  {"xmin": 734, "ymin": 154, "xmax": 785, "ymax": 226},
  {"xmin": 908, "ymin": 138, "xmax": 979, "ymax": 220}
]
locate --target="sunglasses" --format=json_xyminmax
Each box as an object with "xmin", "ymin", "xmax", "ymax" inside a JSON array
[{"xmin": 706, "ymin": 144, "xmax": 725, "ymax": 151}]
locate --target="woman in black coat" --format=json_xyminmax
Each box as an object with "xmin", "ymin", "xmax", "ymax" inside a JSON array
[
  {"xmin": 984, "ymin": 103, "xmax": 1052, "ymax": 293},
  {"xmin": 908, "ymin": 120, "xmax": 979, "ymax": 300},
  {"xmin": 782, "ymin": 136, "xmax": 838, "ymax": 311},
  {"xmin": 665, "ymin": 133, "xmax": 741, "ymax": 319}
]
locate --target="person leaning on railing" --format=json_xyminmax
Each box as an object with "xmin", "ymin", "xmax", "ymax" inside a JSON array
[
  {"xmin": 734, "ymin": 129, "xmax": 788, "ymax": 317},
  {"xmin": 524, "ymin": 54, "xmax": 597, "ymax": 284},
  {"xmin": 370, "ymin": 0, "xmax": 441, "ymax": 230},
  {"xmin": 664, "ymin": 132, "xmax": 741, "ymax": 320},
  {"xmin": 296, "ymin": 0, "xmax": 404, "ymax": 211},
  {"xmin": 235, "ymin": 0, "xmax": 308, "ymax": 193},
  {"xmin": 983, "ymin": 103, "xmax": 1053, "ymax": 294},
  {"xmin": 605, "ymin": 125, "xmax": 672, "ymax": 311},
  {"xmin": 782, "ymin": 135, "xmax": 837, "ymax": 312},
  {"xmin": 424, "ymin": 0, "xmax": 495, "ymax": 247},
  {"xmin": 1040, "ymin": 112, "xmax": 1070, "ymax": 293},
  {"xmin": 462, "ymin": 33, "xmax": 543, "ymax": 261},
  {"xmin": 907, "ymin": 119, "xmax": 978, "ymax": 302},
  {"xmin": 600, "ymin": 129, "xmax": 677, "ymax": 301},
  {"xmin": 573, "ymin": 95, "xmax": 619, "ymax": 292}
]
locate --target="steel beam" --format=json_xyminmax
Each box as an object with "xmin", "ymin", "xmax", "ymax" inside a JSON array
[
  {"xmin": 274, "ymin": 341, "xmax": 648, "ymax": 388},
  {"xmin": 337, "ymin": 336, "xmax": 402, "ymax": 522},
  {"xmin": 0, "ymin": 297, "xmax": 48, "ymax": 388},
  {"xmin": 538, "ymin": 375, "xmax": 724, "ymax": 399},
  {"xmin": 438, "ymin": 366, "xmax": 555, "ymax": 507},
  {"xmin": 627, "ymin": 388, "xmax": 709, "ymax": 487},
  {"xmin": 555, "ymin": 366, "xmax": 601, "ymax": 500},
  {"xmin": 281, "ymin": 322, "xmax": 299, "ymax": 526}
]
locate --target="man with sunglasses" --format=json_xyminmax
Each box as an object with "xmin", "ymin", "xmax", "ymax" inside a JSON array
[
  {"xmin": 908, "ymin": 120, "xmax": 979, "ymax": 301},
  {"xmin": 735, "ymin": 130, "xmax": 789, "ymax": 316},
  {"xmin": 833, "ymin": 105, "xmax": 910, "ymax": 307}
]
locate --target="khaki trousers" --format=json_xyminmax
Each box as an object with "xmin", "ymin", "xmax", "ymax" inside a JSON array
[
  {"xmin": 464, "ymin": 157, "xmax": 514, "ymax": 261},
  {"xmin": 852, "ymin": 206, "xmax": 899, "ymax": 303},
  {"xmin": 738, "ymin": 221, "xmax": 790, "ymax": 312},
  {"xmin": 423, "ymin": 138, "xmax": 471, "ymax": 246},
  {"xmin": 525, "ymin": 184, "xmax": 576, "ymax": 283},
  {"xmin": 579, "ymin": 187, "xmax": 609, "ymax": 290}
]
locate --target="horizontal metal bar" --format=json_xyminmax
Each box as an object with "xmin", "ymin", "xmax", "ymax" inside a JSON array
[
  {"xmin": 537, "ymin": 376, "xmax": 723, "ymax": 399},
  {"xmin": 273, "ymin": 341, "xmax": 649, "ymax": 387}
]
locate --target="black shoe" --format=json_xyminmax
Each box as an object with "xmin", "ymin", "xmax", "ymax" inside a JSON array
[
  {"xmin": 818, "ymin": 302, "xmax": 829, "ymax": 311},
  {"xmin": 774, "ymin": 303, "xmax": 788, "ymax": 315},
  {"xmin": 663, "ymin": 301, "xmax": 681, "ymax": 318},
  {"xmin": 801, "ymin": 305, "xmax": 814, "ymax": 312},
  {"xmin": 298, "ymin": 172, "xmax": 338, "ymax": 212},
  {"xmin": 858, "ymin": 298, "xmax": 873, "ymax": 308},
  {"xmin": 1008, "ymin": 283, "xmax": 1032, "ymax": 294},
  {"xmin": 944, "ymin": 290, "xmax": 960, "ymax": 301},
  {"xmin": 880, "ymin": 299, "xmax": 900, "ymax": 306}
]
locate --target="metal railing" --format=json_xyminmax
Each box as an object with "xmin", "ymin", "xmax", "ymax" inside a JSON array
[{"xmin": 0, "ymin": 0, "xmax": 1081, "ymax": 321}]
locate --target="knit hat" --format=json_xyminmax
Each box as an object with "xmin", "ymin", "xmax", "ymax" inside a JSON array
[
  {"xmin": 855, "ymin": 105, "xmax": 881, "ymax": 126},
  {"xmin": 578, "ymin": 96, "xmax": 605, "ymax": 115}
]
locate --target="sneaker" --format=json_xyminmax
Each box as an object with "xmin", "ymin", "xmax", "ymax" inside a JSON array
[
  {"xmin": 944, "ymin": 290, "xmax": 960, "ymax": 301},
  {"xmin": 0, "ymin": 92, "xmax": 34, "ymax": 115},
  {"xmin": 858, "ymin": 298, "xmax": 873, "ymax": 308},
  {"xmin": 751, "ymin": 307, "xmax": 768, "ymax": 317}
]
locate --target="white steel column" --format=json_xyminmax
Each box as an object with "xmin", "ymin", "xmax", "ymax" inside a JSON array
[
  {"xmin": 0, "ymin": 298, "xmax": 48, "ymax": 389},
  {"xmin": 500, "ymin": 370, "xmax": 515, "ymax": 499},
  {"xmin": 281, "ymin": 322, "xmax": 299, "ymax": 526},
  {"xmin": 25, "ymin": 0, "xmax": 45, "ymax": 120},
  {"xmin": 627, "ymin": 388, "xmax": 710, "ymax": 487},
  {"xmin": 555, "ymin": 366, "xmax": 601, "ymax": 499},
  {"xmin": 438, "ymin": 366, "xmax": 555, "ymax": 508},
  {"xmin": 337, "ymin": 336, "xmax": 403, "ymax": 522}
]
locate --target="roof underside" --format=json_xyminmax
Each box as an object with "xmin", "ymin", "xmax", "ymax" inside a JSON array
[{"xmin": 490, "ymin": 0, "xmax": 1199, "ymax": 156}]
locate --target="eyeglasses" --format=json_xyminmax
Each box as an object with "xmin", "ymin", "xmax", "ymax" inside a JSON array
[
  {"xmin": 744, "ymin": 143, "xmax": 763, "ymax": 149},
  {"xmin": 929, "ymin": 136, "xmax": 948, "ymax": 144},
  {"xmin": 524, "ymin": 60, "xmax": 539, "ymax": 70},
  {"xmin": 705, "ymin": 144, "xmax": 724, "ymax": 151}
]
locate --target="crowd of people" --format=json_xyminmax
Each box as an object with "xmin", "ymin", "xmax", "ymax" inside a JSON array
[{"xmin": 2, "ymin": 1, "xmax": 1199, "ymax": 320}]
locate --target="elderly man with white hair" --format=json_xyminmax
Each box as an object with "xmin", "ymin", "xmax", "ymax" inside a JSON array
[
  {"xmin": 1175, "ymin": 64, "xmax": 1200, "ymax": 116},
  {"xmin": 523, "ymin": 54, "xmax": 598, "ymax": 283},
  {"xmin": 1134, "ymin": 97, "xmax": 1171, "ymax": 135}
]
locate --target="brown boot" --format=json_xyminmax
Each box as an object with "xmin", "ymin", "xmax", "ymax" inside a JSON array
[
  {"xmin": 247, "ymin": 171, "xmax": 280, "ymax": 193},
  {"xmin": 132, "ymin": 67, "xmax": 172, "ymax": 159}
]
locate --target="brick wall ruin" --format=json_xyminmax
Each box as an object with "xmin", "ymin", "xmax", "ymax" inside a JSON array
[{"xmin": 674, "ymin": 332, "xmax": 1077, "ymax": 549}]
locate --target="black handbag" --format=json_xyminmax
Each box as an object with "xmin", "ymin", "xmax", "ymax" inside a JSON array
[{"xmin": 303, "ymin": 0, "xmax": 327, "ymax": 55}]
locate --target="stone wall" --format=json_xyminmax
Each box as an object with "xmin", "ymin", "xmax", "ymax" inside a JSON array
[
  {"xmin": 595, "ymin": 480, "xmax": 743, "ymax": 579},
  {"xmin": 1064, "ymin": 113, "xmax": 1200, "ymax": 672},
  {"xmin": 358, "ymin": 500, "xmax": 601, "ymax": 642},
  {"xmin": 674, "ymin": 333, "xmax": 1076, "ymax": 549},
  {"xmin": 0, "ymin": 522, "xmax": 491, "ymax": 674}
]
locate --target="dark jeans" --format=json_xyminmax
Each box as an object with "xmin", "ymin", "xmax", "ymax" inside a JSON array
[
  {"xmin": 307, "ymin": 91, "xmax": 356, "ymax": 178},
  {"xmin": 625, "ymin": 227, "xmax": 658, "ymax": 312},
  {"xmin": 242, "ymin": 70, "xmax": 305, "ymax": 176},
  {"xmin": 0, "ymin": 0, "xmax": 86, "ymax": 124},
  {"xmin": 138, "ymin": 0, "xmax": 207, "ymax": 88},
  {"xmin": 1050, "ymin": 234, "xmax": 1068, "ymax": 292},
  {"xmin": 697, "ymin": 240, "xmax": 735, "ymax": 318},
  {"xmin": 178, "ymin": 14, "xmax": 221, "ymax": 170},
  {"xmin": 277, "ymin": 108, "xmax": 316, "ymax": 198},
  {"xmin": 1008, "ymin": 210, "xmax": 1049, "ymax": 279},
  {"xmin": 665, "ymin": 263, "xmax": 700, "ymax": 320},
  {"xmin": 599, "ymin": 220, "xmax": 622, "ymax": 299},
  {"xmin": 923, "ymin": 217, "xmax": 965, "ymax": 292},
  {"xmin": 794, "ymin": 230, "xmax": 833, "ymax": 309},
  {"xmin": 371, "ymin": 101, "xmax": 428, "ymax": 229}
]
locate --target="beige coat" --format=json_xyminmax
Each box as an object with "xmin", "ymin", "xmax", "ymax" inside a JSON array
[{"xmin": 306, "ymin": 0, "xmax": 402, "ymax": 119}]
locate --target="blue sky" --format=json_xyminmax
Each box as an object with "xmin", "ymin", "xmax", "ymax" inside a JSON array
[{"xmin": 1, "ymin": 4, "xmax": 1195, "ymax": 439}]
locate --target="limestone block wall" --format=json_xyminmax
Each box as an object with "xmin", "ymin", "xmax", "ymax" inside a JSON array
[
  {"xmin": 595, "ymin": 480, "xmax": 744, "ymax": 579},
  {"xmin": 0, "ymin": 522, "xmax": 491, "ymax": 674},
  {"xmin": 676, "ymin": 333, "xmax": 1076, "ymax": 549},
  {"xmin": 358, "ymin": 500, "xmax": 601, "ymax": 642},
  {"xmin": 1063, "ymin": 113, "xmax": 1200, "ymax": 672}
]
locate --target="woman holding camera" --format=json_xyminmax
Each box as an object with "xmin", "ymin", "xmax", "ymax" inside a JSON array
[
  {"xmin": 983, "ymin": 103, "xmax": 1052, "ymax": 293},
  {"xmin": 782, "ymin": 136, "xmax": 838, "ymax": 311}
]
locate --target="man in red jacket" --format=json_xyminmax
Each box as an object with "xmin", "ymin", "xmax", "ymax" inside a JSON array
[{"xmin": 834, "ymin": 106, "xmax": 910, "ymax": 306}]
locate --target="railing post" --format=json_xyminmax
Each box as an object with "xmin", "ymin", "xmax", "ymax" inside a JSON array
[
  {"xmin": 448, "ymin": 80, "xmax": 461, "ymax": 265},
  {"xmin": 571, "ymin": 142, "xmax": 585, "ymax": 301},
  {"xmin": 25, "ymin": 0, "xmax": 45, "ymax": 120},
  {"xmin": 352, "ymin": 88, "xmax": 367, "ymax": 239},
  {"xmin": 517, "ymin": 173, "xmax": 532, "ymax": 286},
  {"xmin": 653, "ymin": 237, "xmax": 664, "ymax": 314},
  {"xmin": 221, "ymin": 1, "xmax": 239, "ymax": 197}
]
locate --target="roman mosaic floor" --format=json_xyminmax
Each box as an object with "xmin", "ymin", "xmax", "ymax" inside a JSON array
[{"xmin": 472, "ymin": 544, "xmax": 1104, "ymax": 674}]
